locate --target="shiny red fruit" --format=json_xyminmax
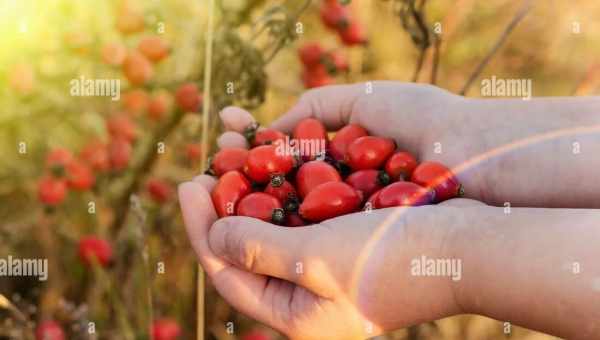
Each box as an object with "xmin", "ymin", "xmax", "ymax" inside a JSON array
[
  {"xmin": 211, "ymin": 148, "xmax": 249, "ymax": 177},
  {"xmin": 329, "ymin": 124, "xmax": 368, "ymax": 161},
  {"xmin": 252, "ymin": 128, "xmax": 286, "ymax": 147},
  {"xmin": 106, "ymin": 114, "xmax": 137, "ymax": 141},
  {"xmin": 152, "ymin": 318, "xmax": 181, "ymax": 340},
  {"xmin": 211, "ymin": 171, "xmax": 252, "ymax": 217},
  {"xmin": 36, "ymin": 320, "xmax": 65, "ymax": 340},
  {"xmin": 345, "ymin": 169, "xmax": 390, "ymax": 199},
  {"xmin": 345, "ymin": 136, "xmax": 395, "ymax": 170},
  {"xmin": 411, "ymin": 161, "xmax": 463, "ymax": 202},
  {"xmin": 175, "ymin": 83, "xmax": 202, "ymax": 112},
  {"xmin": 108, "ymin": 138, "xmax": 132, "ymax": 171},
  {"xmin": 385, "ymin": 151, "xmax": 418, "ymax": 181},
  {"xmin": 365, "ymin": 188, "xmax": 382, "ymax": 211},
  {"xmin": 80, "ymin": 141, "xmax": 110, "ymax": 172},
  {"xmin": 264, "ymin": 178, "xmax": 297, "ymax": 205},
  {"xmin": 66, "ymin": 161, "xmax": 95, "ymax": 191},
  {"xmin": 374, "ymin": 182, "xmax": 434, "ymax": 208},
  {"xmin": 298, "ymin": 42, "xmax": 324, "ymax": 67},
  {"xmin": 146, "ymin": 178, "xmax": 172, "ymax": 203},
  {"xmin": 320, "ymin": 2, "xmax": 349, "ymax": 29},
  {"xmin": 78, "ymin": 236, "xmax": 113, "ymax": 267},
  {"xmin": 339, "ymin": 21, "xmax": 367, "ymax": 46},
  {"xmin": 296, "ymin": 160, "xmax": 341, "ymax": 198},
  {"xmin": 299, "ymin": 182, "xmax": 361, "ymax": 222},
  {"xmin": 38, "ymin": 177, "xmax": 67, "ymax": 206},
  {"xmin": 293, "ymin": 118, "xmax": 328, "ymax": 160},
  {"xmin": 237, "ymin": 192, "xmax": 285, "ymax": 224},
  {"xmin": 285, "ymin": 213, "xmax": 306, "ymax": 227},
  {"xmin": 244, "ymin": 145, "xmax": 295, "ymax": 184}
]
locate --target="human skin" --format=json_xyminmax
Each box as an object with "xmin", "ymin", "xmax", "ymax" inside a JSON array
[{"xmin": 179, "ymin": 82, "xmax": 600, "ymax": 339}]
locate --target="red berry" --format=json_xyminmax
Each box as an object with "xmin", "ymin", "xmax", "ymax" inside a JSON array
[
  {"xmin": 374, "ymin": 182, "xmax": 434, "ymax": 208},
  {"xmin": 148, "ymin": 91, "xmax": 172, "ymax": 121},
  {"xmin": 38, "ymin": 177, "xmax": 67, "ymax": 206},
  {"xmin": 320, "ymin": 2, "xmax": 349, "ymax": 29},
  {"xmin": 244, "ymin": 144, "xmax": 295, "ymax": 184},
  {"xmin": 101, "ymin": 42, "xmax": 127, "ymax": 66},
  {"xmin": 329, "ymin": 124, "xmax": 368, "ymax": 161},
  {"xmin": 345, "ymin": 169, "xmax": 390, "ymax": 199},
  {"xmin": 237, "ymin": 192, "xmax": 285, "ymax": 224},
  {"xmin": 295, "ymin": 160, "xmax": 341, "ymax": 198},
  {"xmin": 298, "ymin": 42, "xmax": 324, "ymax": 67},
  {"xmin": 285, "ymin": 213, "xmax": 306, "ymax": 227},
  {"xmin": 46, "ymin": 148, "xmax": 73, "ymax": 170},
  {"xmin": 302, "ymin": 64, "xmax": 334, "ymax": 89},
  {"xmin": 175, "ymin": 83, "xmax": 202, "ymax": 112},
  {"xmin": 365, "ymin": 188, "xmax": 382, "ymax": 210},
  {"xmin": 66, "ymin": 161, "xmax": 95, "ymax": 191},
  {"xmin": 80, "ymin": 141, "xmax": 110, "ymax": 172},
  {"xmin": 138, "ymin": 35, "xmax": 170, "ymax": 63},
  {"xmin": 411, "ymin": 161, "xmax": 463, "ymax": 202},
  {"xmin": 299, "ymin": 182, "xmax": 361, "ymax": 222},
  {"xmin": 106, "ymin": 114, "xmax": 137, "ymax": 142},
  {"xmin": 264, "ymin": 178, "xmax": 297, "ymax": 205},
  {"xmin": 211, "ymin": 148, "xmax": 249, "ymax": 177},
  {"xmin": 293, "ymin": 118, "xmax": 328, "ymax": 160},
  {"xmin": 78, "ymin": 236, "xmax": 113, "ymax": 267},
  {"xmin": 184, "ymin": 143, "xmax": 203, "ymax": 163},
  {"xmin": 338, "ymin": 21, "xmax": 367, "ymax": 46},
  {"xmin": 108, "ymin": 138, "xmax": 132, "ymax": 171},
  {"xmin": 385, "ymin": 151, "xmax": 418, "ymax": 181},
  {"xmin": 152, "ymin": 318, "xmax": 181, "ymax": 340},
  {"xmin": 252, "ymin": 128, "xmax": 286, "ymax": 147},
  {"xmin": 211, "ymin": 170, "xmax": 252, "ymax": 218},
  {"xmin": 123, "ymin": 51, "xmax": 154, "ymax": 86},
  {"xmin": 146, "ymin": 178, "xmax": 172, "ymax": 203},
  {"xmin": 36, "ymin": 320, "xmax": 65, "ymax": 340},
  {"xmin": 116, "ymin": 6, "xmax": 145, "ymax": 35},
  {"xmin": 345, "ymin": 136, "xmax": 395, "ymax": 170},
  {"xmin": 123, "ymin": 89, "xmax": 149, "ymax": 115}
]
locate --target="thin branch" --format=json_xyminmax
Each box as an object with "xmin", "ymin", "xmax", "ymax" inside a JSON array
[
  {"xmin": 411, "ymin": 49, "xmax": 426, "ymax": 82},
  {"xmin": 459, "ymin": 0, "xmax": 532, "ymax": 95},
  {"xmin": 430, "ymin": 34, "xmax": 441, "ymax": 84}
]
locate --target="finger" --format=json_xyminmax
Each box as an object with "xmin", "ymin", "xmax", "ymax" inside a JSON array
[
  {"xmin": 219, "ymin": 106, "xmax": 256, "ymax": 133},
  {"xmin": 217, "ymin": 131, "xmax": 249, "ymax": 149},
  {"xmin": 208, "ymin": 216, "xmax": 314, "ymax": 288},
  {"xmin": 179, "ymin": 182, "xmax": 289, "ymax": 330},
  {"xmin": 270, "ymin": 83, "xmax": 363, "ymax": 133},
  {"xmin": 437, "ymin": 198, "xmax": 486, "ymax": 207},
  {"xmin": 178, "ymin": 181, "xmax": 226, "ymax": 274},
  {"xmin": 192, "ymin": 174, "xmax": 217, "ymax": 192}
]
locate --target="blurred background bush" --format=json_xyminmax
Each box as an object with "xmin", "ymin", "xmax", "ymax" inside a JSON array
[{"xmin": 0, "ymin": 0, "xmax": 599, "ymax": 339}]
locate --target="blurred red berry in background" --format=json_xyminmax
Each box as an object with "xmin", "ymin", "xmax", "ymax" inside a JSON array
[
  {"xmin": 101, "ymin": 42, "xmax": 127, "ymax": 66},
  {"xmin": 123, "ymin": 51, "xmax": 154, "ymax": 86},
  {"xmin": 80, "ymin": 141, "xmax": 110, "ymax": 172},
  {"xmin": 108, "ymin": 137, "xmax": 132, "ymax": 171},
  {"xmin": 78, "ymin": 236, "xmax": 113, "ymax": 267},
  {"xmin": 38, "ymin": 177, "xmax": 67, "ymax": 206},
  {"xmin": 65, "ymin": 161, "xmax": 95, "ymax": 191},
  {"xmin": 107, "ymin": 114, "xmax": 137, "ymax": 142},
  {"xmin": 175, "ymin": 83, "xmax": 202, "ymax": 112},
  {"xmin": 35, "ymin": 320, "xmax": 65, "ymax": 340},
  {"xmin": 146, "ymin": 178, "xmax": 173, "ymax": 204},
  {"xmin": 138, "ymin": 36, "xmax": 171, "ymax": 63},
  {"xmin": 152, "ymin": 318, "xmax": 181, "ymax": 340}
]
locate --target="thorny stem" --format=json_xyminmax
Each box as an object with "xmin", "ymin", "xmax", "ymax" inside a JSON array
[{"xmin": 459, "ymin": 0, "xmax": 532, "ymax": 95}]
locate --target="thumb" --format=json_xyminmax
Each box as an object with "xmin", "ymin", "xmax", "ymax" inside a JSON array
[
  {"xmin": 208, "ymin": 216, "xmax": 314, "ymax": 286},
  {"xmin": 270, "ymin": 83, "xmax": 364, "ymax": 133}
]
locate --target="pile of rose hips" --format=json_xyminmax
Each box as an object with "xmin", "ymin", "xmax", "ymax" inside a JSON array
[{"xmin": 208, "ymin": 118, "xmax": 463, "ymax": 226}]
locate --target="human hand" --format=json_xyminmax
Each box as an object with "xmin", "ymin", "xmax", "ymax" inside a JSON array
[{"xmin": 179, "ymin": 84, "xmax": 485, "ymax": 338}]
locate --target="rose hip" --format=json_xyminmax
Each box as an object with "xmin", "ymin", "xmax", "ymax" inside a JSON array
[
  {"xmin": 295, "ymin": 160, "xmax": 341, "ymax": 198},
  {"xmin": 411, "ymin": 161, "xmax": 463, "ymax": 202},
  {"xmin": 244, "ymin": 144, "xmax": 295, "ymax": 184},
  {"xmin": 385, "ymin": 151, "xmax": 418, "ymax": 181},
  {"xmin": 329, "ymin": 123, "xmax": 368, "ymax": 161},
  {"xmin": 345, "ymin": 169, "xmax": 390, "ymax": 199},
  {"xmin": 299, "ymin": 182, "xmax": 361, "ymax": 222},
  {"xmin": 374, "ymin": 182, "xmax": 434, "ymax": 208},
  {"xmin": 237, "ymin": 192, "xmax": 285, "ymax": 224},
  {"xmin": 210, "ymin": 147, "xmax": 249, "ymax": 177},
  {"xmin": 211, "ymin": 170, "xmax": 252, "ymax": 218},
  {"xmin": 345, "ymin": 136, "xmax": 396, "ymax": 170}
]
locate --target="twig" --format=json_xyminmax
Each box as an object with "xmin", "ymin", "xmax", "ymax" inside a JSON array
[
  {"xmin": 411, "ymin": 49, "xmax": 426, "ymax": 82},
  {"xmin": 459, "ymin": 0, "xmax": 532, "ymax": 95},
  {"xmin": 263, "ymin": 0, "xmax": 312, "ymax": 66},
  {"xmin": 430, "ymin": 34, "xmax": 441, "ymax": 84},
  {"xmin": 197, "ymin": 0, "xmax": 216, "ymax": 338}
]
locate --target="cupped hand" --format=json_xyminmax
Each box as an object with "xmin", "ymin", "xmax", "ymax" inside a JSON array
[{"xmin": 179, "ymin": 82, "xmax": 481, "ymax": 339}]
